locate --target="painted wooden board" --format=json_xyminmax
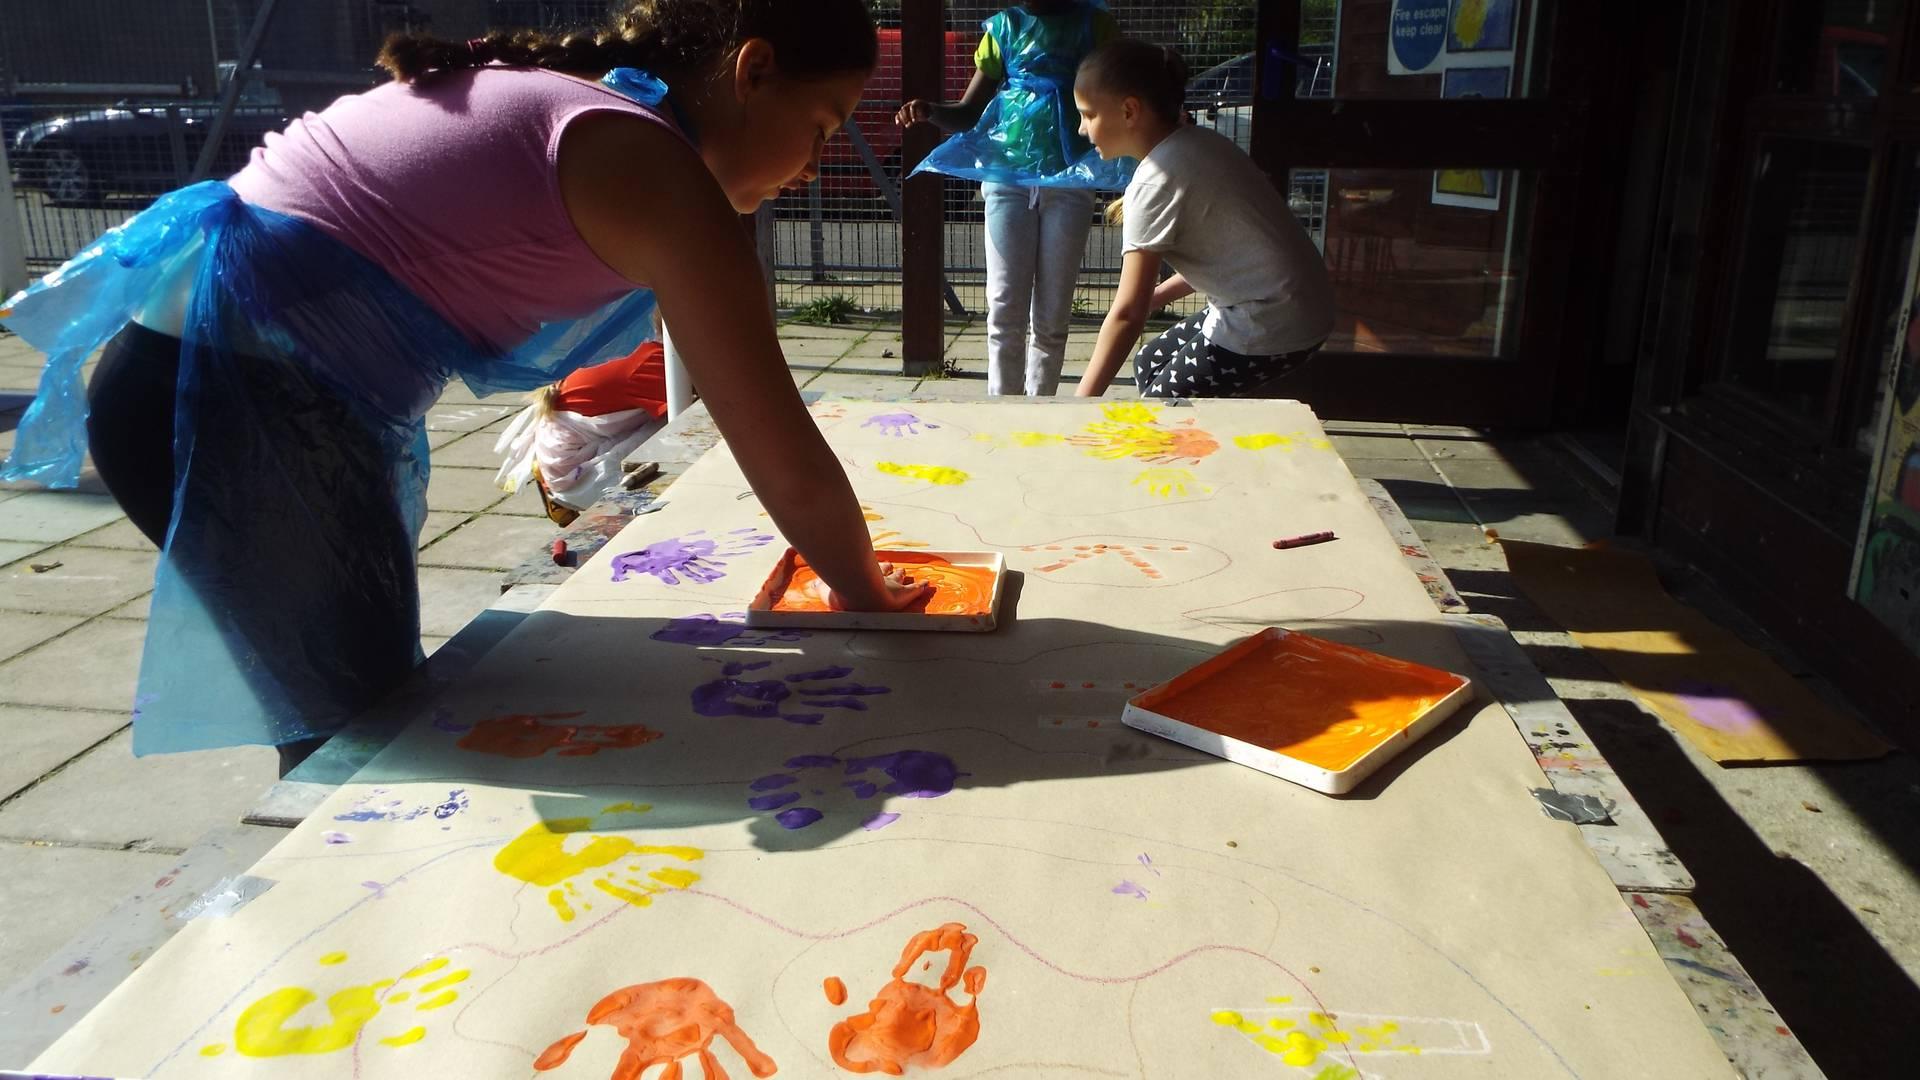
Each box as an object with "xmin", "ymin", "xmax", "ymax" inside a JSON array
[
  {"xmin": 1444, "ymin": 613, "xmax": 1695, "ymax": 894},
  {"xmin": 30, "ymin": 401, "xmax": 1735, "ymax": 1079}
]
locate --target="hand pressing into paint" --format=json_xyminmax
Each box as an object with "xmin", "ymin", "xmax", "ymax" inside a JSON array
[
  {"xmin": 827, "ymin": 922, "xmax": 988, "ymax": 1074},
  {"xmin": 795, "ymin": 561, "xmax": 934, "ymax": 613}
]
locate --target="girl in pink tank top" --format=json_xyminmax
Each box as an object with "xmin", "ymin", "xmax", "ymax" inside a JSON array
[{"xmin": 0, "ymin": 0, "xmax": 932, "ymax": 760}]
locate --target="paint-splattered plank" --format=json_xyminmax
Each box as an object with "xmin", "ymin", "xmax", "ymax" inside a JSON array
[
  {"xmin": 1628, "ymin": 892, "xmax": 1825, "ymax": 1079},
  {"xmin": 1445, "ymin": 612, "xmax": 1695, "ymax": 893},
  {"xmin": 0, "ymin": 823, "xmax": 285, "ymax": 1066},
  {"xmin": 1357, "ymin": 478, "xmax": 1469, "ymax": 613}
]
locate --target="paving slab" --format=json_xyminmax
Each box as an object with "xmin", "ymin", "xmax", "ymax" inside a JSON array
[
  {"xmin": 776, "ymin": 323, "xmax": 869, "ymax": 340},
  {"xmin": 0, "ymin": 547, "xmax": 157, "ymax": 618},
  {"xmin": 910, "ymin": 375, "xmax": 991, "ymax": 399},
  {"xmin": 1343, "ymin": 457, "xmax": 1448, "ymax": 483},
  {"xmin": 0, "ymin": 617, "xmax": 145, "ymax": 712},
  {"xmin": 65, "ymin": 517, "xmax": 154, "ymax": 551},
  {"xmin": 0, "ymin": 842, "xmax": 180, "ymax": 983},
  {"xmin": 422, "ymin": 402, "xmax": 514, "ymax": 433},
  {"xmin": 0, "ymin": 539, "xmax": 51, "ymax": 567},
  {"xmin": 1328, "ymin": 433, "xmax": 1427, "ymax": 460},
  {"xmin": 807, "ymin": 372, "xmax": 925, "ymax": 399},
  {"xmin": 779, "ymin": 335, "xmax": 861, "ymax": 362},
  {"xmin": 417, "ymin": 566, "xmax": 506, "ymax": 637},
  {"xmin": 0, "ymin": 493, "xmax": 125, "ymax": 544},
  {"xmin": 418, "ymin": 513, "xmax": 559, "ymax": 570},
  {"xmin": 0, "ymin": 729, "xmax": 276, "ymax": 851},
  {"xmin": 0, "ymin": 610, "xmax": 86, "ymax": 665},
  {"xmin": 102, "ymin": 594, "xmax": 150, "ymax": 621},
  {"xmin": 425, "ymin": 465, "xmax": 509, "ymax": 514},
  {"xmin": 490, "ymin": 481, "xmax": 554, "ymax": 518},
  {"xmin": 431, "ymin": 429, "xmax": 513, "ymax": 468},
  {"xmin": 0, "ymin": 704, "xmax": 127, "ymax": 802},
  {"xmin": 418, "ymin": 510, "xmax": 469, "ymax": 549}
]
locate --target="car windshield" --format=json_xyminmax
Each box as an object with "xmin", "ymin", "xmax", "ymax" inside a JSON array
[{"xmin": 1188, "ymin": 54, "xmax": 1253, "ymax": 107}]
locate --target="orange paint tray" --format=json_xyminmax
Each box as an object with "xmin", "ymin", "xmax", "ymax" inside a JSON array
[
  {"xmin": 1121, "ymin": 627, "xmax": 1474, "ymax": 794},
  {"xmin": 745, "ymin": 549, "xmax": 1006, "ymax": 632}
]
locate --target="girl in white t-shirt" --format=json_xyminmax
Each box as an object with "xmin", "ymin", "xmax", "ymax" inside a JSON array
[{"xmin": 1070, "ymin": 40, "xmax": 1334, "ymax": 397}]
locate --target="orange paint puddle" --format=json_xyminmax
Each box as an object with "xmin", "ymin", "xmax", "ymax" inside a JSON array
[
  {"xmin": 535, "ymin": 978, "xmax": 776, "ymax": 1079},
  {"xmin": 823, "ymin": 977, "xmax": 848, "ymax": 1006},
  {"xmin": 1144, "ymin": 633, "xmax": 1466, "ymax": 772},
  {"xmin": 772, "ymin": 552, "xmax": 996, "ymax": 616},
  {"xmin": 828, "ymin": 923, "xmax": 987, "ymax": 1074},
  {"xmin": 457, "ymin": 713, "xmax": 663, "ymax": 758}
]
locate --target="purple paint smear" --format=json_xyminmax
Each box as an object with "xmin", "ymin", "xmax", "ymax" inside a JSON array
[
  {"xmin": 775, "ymin": 807, "xmax": 824, "ymax": 829},
  {"xmin": 1672, "ymin": 681, "xmax": 1768, "ymax": 734},
  {"xmin": 1139, "ymin": 853, "xmax": 1161, "ymax": 876},
  {"xmin": 746, "ymin": 749, "xmax": 962, "ymax": 830},
  {"xmin": 334, "ymin": 788, "xmax": 467, "ymax": 824},
  {"xmin": 610, "ymin": 529, "xmax": 773, "ymax": 585},
  {"xmin": 863, "ymin": 412, "xmax": 939, "ymax": 437},
  {"xmin": 322, "ymin": 831, "xmax": 352, "ymax": 845},
  {"xmin": 429, "ymin": 707, "xmax": 471, "ymax": 734},
  {"xmin": 1112, "ymin": 880, "xmax": 1149, "ymax": 900},
  {"xmin": 651, "ymin": 612, "xmax": 809, "ymax": 647},
  {"xmin": 692, "ymin": 663, "xmax": 892, "ymax": 726}
]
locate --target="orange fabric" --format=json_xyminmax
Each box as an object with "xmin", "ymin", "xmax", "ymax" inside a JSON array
[{"xmin": 553, "ymin": 341, "xmax": 669, "ymax": 418}]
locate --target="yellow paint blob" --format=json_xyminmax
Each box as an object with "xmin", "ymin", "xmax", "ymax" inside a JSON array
[
  {"xmin": 876, "ymin": 461, "xmax": 970, "ymax": 486},
  {"xmin": 1313, "ymin": 1067, "xmax": 1361, "ymax": 1080},
  {"xmin": 419, "ymin": 971, "xmax": 468, "ymax": 994},
  {"xmin": 1210, "ymin": 1010, "xmax": 1243, "ymax": 1026},
  {"xmin": 415, "ymin": 991, "xmax": 459, "ymax": 1011},
  {"xmin": 601, "ymin": 801, "xmax": 650, "ymax": 815},
  {"xmin": 495, "ymin": 817, "xmax": 703, "ymax": 920},
  {"xmin": 1012, "ymin": 431, "xmax": 1065, "ymax": 446},
  {"xmin": 199, "ymin": 1044, "xmax": 226, "ymax": 1057},
  {"xmin": 403, "ymin": 958, "xmax": 449, "ymax": 979},
  {"xmin": 380, "ymin": 1026, "xmax": 427, "ymax": 1047},
  {"xmin": 1236, "ymin": 433, "xmax": 1292, "ymax": 450},
  {"xmin": 1102, "ymin": 402, "xmax": 1161, "ymax": 424},
  {"xmin": 318, "ymin": 952, "xmax": 348, "ymax": 966},
  {"xmin": 388, "ymin": 991, "xmax": 411, "ymax": 1004}
]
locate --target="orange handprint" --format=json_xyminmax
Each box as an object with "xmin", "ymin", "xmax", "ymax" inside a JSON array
[
  {"xmin": 535, "ymin": 978, "xmax": 777, "ymax": 1080},
  {"xmin": 826, "ymin": 922, "xmax": 987, "ymax": 1074}
]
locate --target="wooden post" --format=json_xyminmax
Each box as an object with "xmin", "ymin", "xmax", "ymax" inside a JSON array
[{"xmin": 899, "ymin": 0, "xmax": 944, "ymax": 377}]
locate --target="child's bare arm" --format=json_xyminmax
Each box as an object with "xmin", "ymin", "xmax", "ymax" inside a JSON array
[
  {"xmin": 559, "ymin": 114, "xmax": 927, "ymax": 611},
  {"xmin": 1077, "ymin": 250, "xmax": 1162, "ymax": 397},
  {"xmin": 1151, "ymin": 273, "xmax": 1194, "ymax": 310},
  {"xmin": 896, "ymin": 69, "xmax": 998, "ymax": 133}
]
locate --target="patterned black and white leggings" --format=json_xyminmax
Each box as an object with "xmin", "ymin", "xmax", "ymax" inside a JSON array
[{"xmin": 1133, "ymin": 312, "xmax": 1323, "ymax": 398}]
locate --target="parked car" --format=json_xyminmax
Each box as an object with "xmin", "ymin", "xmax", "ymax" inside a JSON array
[{"xmin": 10, "ymin": 64, "xmax": 290, "ymax": 204}]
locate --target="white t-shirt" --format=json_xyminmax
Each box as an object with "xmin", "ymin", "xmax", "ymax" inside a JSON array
[{"xmin": 1123, "ymin": 125, "xmax": 1335, "ymax": 355}]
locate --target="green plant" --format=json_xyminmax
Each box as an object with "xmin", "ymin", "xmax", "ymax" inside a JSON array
[{"xmin": 791, "ymin": 294, "xmax": 859, "ymax": 325}]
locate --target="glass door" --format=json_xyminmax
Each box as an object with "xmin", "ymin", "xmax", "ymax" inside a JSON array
[{"xmin": 1252, "ymin": 0, "xmax": 1598, "ymax": 425}]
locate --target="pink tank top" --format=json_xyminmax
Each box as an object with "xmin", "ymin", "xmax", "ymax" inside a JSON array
[{"xmin": 229, "ymin": 67, "xmax": 681, "ymax": 350}]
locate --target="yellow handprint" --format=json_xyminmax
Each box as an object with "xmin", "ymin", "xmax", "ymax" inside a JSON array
[
  {"xmin": 200, "ymin": 955, "xmax": 470, "ymax": 1058},
  {"xmin": 875, "ymin": 461, "xmax": 970, "ymax": 486},
  {"xmin": 1132, "ymin": 468, "xmax": 1208, "ymax": 498},
  {"xmin": 493, "ymin": 805, "xmax": 704, "ymax": 922}
]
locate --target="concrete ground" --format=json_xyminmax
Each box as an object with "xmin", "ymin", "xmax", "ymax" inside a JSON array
[{"xmin": 2, "ymin": 319, "xmax": 1917, "ymax": 1076}]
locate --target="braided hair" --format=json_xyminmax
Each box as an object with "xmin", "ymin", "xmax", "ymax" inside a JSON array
[{"xmin": 377, "ymin": 0, "xmax": 878, "ymax": 83}]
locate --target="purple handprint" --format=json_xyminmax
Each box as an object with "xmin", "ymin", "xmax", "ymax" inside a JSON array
[
  {"xmin": 610, "ymin": 528, "xmax": 773, "ymax": 585},
  {"xmin": 690, "ymin": 661, "xmax": 891, "ymax": 726},
  {"xmin": 863, "ymin": 411, "xmax": 939, "ymax": 438},
  {"xmin": 746, "ymin": 750, "xmax": 962, "ymax": 830}
]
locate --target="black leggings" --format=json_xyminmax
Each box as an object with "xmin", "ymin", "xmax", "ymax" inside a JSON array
[
  {"xmin": 1133, "ymin": 312, "xmax": 1323, "ymax": 398},
  {"xmin": 86, "ymin": 322, "xmax": 419, "ymax": 772}
]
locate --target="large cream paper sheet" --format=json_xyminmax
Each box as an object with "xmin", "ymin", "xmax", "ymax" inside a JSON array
[{"xmin": 33, "ymin": 401, "xmax": 1732, "ymax": 1079}]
